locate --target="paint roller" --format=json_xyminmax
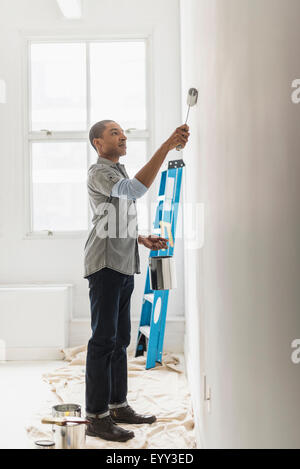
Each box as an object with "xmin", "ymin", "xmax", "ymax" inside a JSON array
[{"xmin": 176, "ymin": 87, "xmax": 198, "ymax": 151}]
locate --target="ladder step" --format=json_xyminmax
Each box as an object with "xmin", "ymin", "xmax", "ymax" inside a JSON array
[
  {"xmin": 139, "ymin": 325, "xmax": 150, "ymax": 338},
  {"xmin": 144, "ymin": 293, "xmax": 154, "ymax": 303}
]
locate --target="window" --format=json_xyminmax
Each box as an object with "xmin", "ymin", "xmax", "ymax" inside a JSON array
[{"xmin": 26, "ymin": 39, "xmax": 150, "ymax": 236}]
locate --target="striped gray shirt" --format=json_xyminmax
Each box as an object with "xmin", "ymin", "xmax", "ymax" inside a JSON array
[{"xmin": 84, "ymin": 156, "xmax": 141, "ymax": 278}]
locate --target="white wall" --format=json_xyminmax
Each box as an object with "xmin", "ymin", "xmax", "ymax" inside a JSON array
[
  {"xmin": 0, "ymin": 0, "xmax": 184, "ymax": 347},
  {"xmin": 181, "ymin": 0, "xmax": 300, "ymax": 448}
]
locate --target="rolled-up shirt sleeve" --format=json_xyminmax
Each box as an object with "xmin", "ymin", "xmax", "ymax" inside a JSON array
[
  {"xmin": 89, "ymin": 165, "xmax": 123, "ymax": 197},
  {"xmin": 111, "ymin": 177, "xmax": 148, "ymax": 200}
]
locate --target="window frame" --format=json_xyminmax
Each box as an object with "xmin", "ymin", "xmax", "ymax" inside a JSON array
[{"xmin": 22, "ymin": 34, "xmax": 154, "ymax": 239}]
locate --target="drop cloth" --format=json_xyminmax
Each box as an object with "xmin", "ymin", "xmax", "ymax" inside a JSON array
[{"xmin": 26, "ymin": 346, "xmax": 196, "ymax": 449}]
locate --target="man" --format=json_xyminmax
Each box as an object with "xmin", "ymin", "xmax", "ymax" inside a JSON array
[{"xmin": 84, "ymin": 120, "xmax": 190, "ymax": 442}]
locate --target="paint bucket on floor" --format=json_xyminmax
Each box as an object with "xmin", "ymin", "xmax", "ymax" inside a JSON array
[
  {"xmin": 52, "ymin": 404, "xmax": 85, "ymax": 449},
  {"xmin": 149, "ymin": 256, "xmax": 177, "ymax": 290},
  {"xmin": 52, "ymin": 422, "xmax": 86, "ymax": 449},
  {"xmin": 52, "ymin": 404, "xmax": 81, "ymax": 418}
]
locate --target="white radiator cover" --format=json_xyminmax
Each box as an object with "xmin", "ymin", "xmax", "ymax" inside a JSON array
[{"xmin": 0, "ymin": 284, "xmax": 72, "ymax": 360}]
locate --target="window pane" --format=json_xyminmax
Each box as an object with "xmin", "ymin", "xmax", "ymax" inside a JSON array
[
  {"xmin": 30, "ymin": 43, "xmax": 87, "ymax": 131},
  {"xmin": 119, "ymin": 140, "xmax": 147, "ymax": 178},
  {"xmin": 32, "ymin": 142, "xmax": 88, "ymax": 231},
  {"xmin": 122, "ymin": 141, "xmax": 149, "ymax": 232},
  {"xmin": 90, "ymin": 42, "xmax": 146, "ymax": 130}
]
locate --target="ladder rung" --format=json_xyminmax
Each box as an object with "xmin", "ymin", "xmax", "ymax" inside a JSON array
[
  {"xmin": 144, "ymin": 293, "xmax": 154, "ymax": 303},
  {"xmin": 139, "ymin": 326, "xmax": 150, "ymax": 338}
]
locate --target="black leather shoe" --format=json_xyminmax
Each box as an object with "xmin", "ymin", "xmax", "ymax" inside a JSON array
[
  {"xmin": 110, "ymin": 405, "xmax": 157, "ymax": 425},
  {"xmin": 86, "ymin": 415, "xmax": 135, "ymax": 442}
]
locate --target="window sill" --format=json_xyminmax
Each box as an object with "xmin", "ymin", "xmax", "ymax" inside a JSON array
[{"xmin": 23, "ymin": 231, "xmax": 88, "ymax": 240}]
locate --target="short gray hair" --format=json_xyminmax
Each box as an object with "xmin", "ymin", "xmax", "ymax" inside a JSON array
[{"xmin": 89, "ymin": 120, "xmax": 115, "ymax": 152}]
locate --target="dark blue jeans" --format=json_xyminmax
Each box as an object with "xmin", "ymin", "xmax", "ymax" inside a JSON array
[{"xmin": 85, "ymin": 268, "xmax": 134, "ymax": 416}]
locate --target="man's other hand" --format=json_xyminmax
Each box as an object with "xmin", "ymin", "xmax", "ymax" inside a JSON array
[{"xmin": 138, "ymin": 235, "xmax": 169, "ymax": 251}]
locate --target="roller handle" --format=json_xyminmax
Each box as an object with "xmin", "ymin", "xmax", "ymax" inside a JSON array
[{"xmin": 176, "ymin": 107, "xmax": 191, "ymax": 151}]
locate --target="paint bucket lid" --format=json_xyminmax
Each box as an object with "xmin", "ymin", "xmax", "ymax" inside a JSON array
[{"xmin": 34, "ymin": 439, "xmax": 55, "ymax": 449}]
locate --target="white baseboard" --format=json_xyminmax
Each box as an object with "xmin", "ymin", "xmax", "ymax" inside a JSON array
[
  {"xmin": 2, "ymin": 347, "xmax": 65, "ymax": 361},
  {"xmin": 2, "ymin": 317, "xmax": 185, "ymax": 361},
  {"xmin": 70, "ymin": 316, "xmax": 185, "ymax": 353}
]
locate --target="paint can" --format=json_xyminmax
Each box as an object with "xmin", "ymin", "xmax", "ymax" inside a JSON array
[
  {"xmin": 52, "ymin": 404, "xmax": 85, "ymax": 449},
  {"xmin": 149, "ymin": 256, "xmax": 177, "ymax": 290},
  {"xmin": 52, "ymin": 422, "xmax": 86, "ymax": 449},
  {"xmin": 52, "ymin": 403, "xmax": 81, "ymax": 418}
]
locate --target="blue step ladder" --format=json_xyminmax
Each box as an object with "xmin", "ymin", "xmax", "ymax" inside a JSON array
[{"xmin": 135, "ymin": 159, "xmax": 185, "ymax": 369}]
